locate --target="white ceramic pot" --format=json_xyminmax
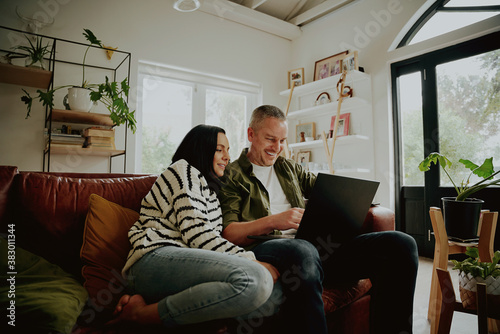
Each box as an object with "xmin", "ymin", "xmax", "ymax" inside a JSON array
[{"xmin": 65, "ymin": 87, "xmax": 93, "ymax": 112}]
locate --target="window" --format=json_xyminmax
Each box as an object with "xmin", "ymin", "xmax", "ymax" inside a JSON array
[
  {"xmin": 398, "ymin": 0, "xmax": 500, "ymax": 47},
  {"xmin": 137, "ymin": 63, "xmax": 261, "ymax": 174}
]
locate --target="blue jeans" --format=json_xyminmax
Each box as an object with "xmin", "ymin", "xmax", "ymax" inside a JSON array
[
  {"xmin": 125, "ymin": 246, "xmax": 280, "ymax": 328},
  {"xmin": 252, "ymin": 239, "xmax": 328, "ymax": 334}
]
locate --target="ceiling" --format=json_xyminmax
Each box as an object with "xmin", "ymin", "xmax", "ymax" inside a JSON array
[
  {"xmin": 227, "ymin": 0, "xmax": 356, "ymax": 26},
  {"xmin": 199, "ymin": 0, "xmax": 358, "ymax": 40}
]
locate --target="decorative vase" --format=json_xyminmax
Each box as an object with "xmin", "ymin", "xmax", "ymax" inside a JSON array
[
  {"xmin": 25, "ymin": 57, "xmax": 46, "ymax": 70},
  {"xmin": 459, "ymin": 271, "xmax": 500, "ymax": 310},
  {"xmin": 442, "ymin": 197, "xmax": 484, "ymax": 241},
  {"xmin": 63, "ymin": 87, "xmax": 94, "ymax": 112}
]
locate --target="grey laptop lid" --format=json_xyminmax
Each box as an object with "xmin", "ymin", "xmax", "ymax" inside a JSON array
[{"xmin": 295, "ymin": 173, "xmax": 379, "ymax": 244}]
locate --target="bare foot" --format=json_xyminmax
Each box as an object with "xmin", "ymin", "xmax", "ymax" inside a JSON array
[{"xmin": 107, "ymin": 294, "xmax": 161, "ymax": 326}]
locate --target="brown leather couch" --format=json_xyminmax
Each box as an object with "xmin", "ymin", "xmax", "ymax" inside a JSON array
[{"xmin": 0, "ymin": 166, "xmax": 395, "ymax": 334}]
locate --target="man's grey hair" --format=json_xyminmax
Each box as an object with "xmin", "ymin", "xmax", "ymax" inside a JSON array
[{"xmin": 249, "ymin": 105, "xmax": 287, "ymax": 130}]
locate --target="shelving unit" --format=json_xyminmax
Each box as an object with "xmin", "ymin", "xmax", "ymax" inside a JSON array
[
  {"xmin": 0, "ymin": 62, "xmax": 52, "ymax": 88},
  {"xmin": 0, "ymin": 25, "xmax": 131, "ymax": 172},
  {"xmin": 279, "ymin": 70, "xmax": 375, "ymax": 178}
]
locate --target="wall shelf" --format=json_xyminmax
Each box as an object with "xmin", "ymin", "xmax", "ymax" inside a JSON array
[
  {"xmin": 280, "ymin": 70, "xmax": 370, "ymax": 97},
  {"xmin": 50, "ymin": 109, "xmax": 114, "ymax": 127},
  {"xmin": 0, "ymin": 63, "xmax": 52, "ymax": 89},
  {"xmin": 287, "ymin": 97, "xmax": 369, "ymax": 119},
  {"xmin": 289, "ymin": 135, "xmax": 369, "ymax": 149},
  {"xmin": 46, "ymin": 146, "xmax": 125, "ymax": 157}
]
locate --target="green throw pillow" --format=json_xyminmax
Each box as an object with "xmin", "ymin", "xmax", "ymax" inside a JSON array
[{"xmin": 0, "ymin": 236, "xmax": 88, "ymax": 333}]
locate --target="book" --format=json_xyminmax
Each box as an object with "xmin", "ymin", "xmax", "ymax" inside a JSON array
[
  {"xmin": 86, "ymin": 136, "xmax": 114, "ymax": 145},
  {"xmin": 83, "ymin": 127, "xmax": 115, "ymax": 138}
]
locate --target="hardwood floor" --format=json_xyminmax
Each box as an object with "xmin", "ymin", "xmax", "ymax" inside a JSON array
[{"xmin": 413, "ymin": 256, "xmax": 477, "ymax": 334}]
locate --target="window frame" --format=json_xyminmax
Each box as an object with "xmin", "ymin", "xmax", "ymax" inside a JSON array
[
  {"xmin": 397, "ymin": 0, "xmax": 500, "ymax": 48},
  {"xmin": 136, "ymin": 62, "xmax": 262, "ymax": 173}
]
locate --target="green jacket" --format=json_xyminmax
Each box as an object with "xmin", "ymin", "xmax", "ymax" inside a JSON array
[{"xmin": 219, "ymin": 148, "xmax": 317, "ymax": 229}]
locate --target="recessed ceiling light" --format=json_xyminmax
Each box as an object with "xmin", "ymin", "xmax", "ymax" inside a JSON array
[{"xmin": 173, "ymin": 0, "xmax": 201, "ymax": 12}]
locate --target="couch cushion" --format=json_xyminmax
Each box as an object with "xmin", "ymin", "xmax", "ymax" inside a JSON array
[
  {"xmin": 80, "ymin": 194, "xmax": 139, "ymax": 316},
  {"xmin": 10, "ymin": 172, "xmax": 157, "ymax": 279},
  {"xmin": 0, "ymin": 237, "xmax": 88, "ymax": 333},
  {"xmin": 322, "ymin": 279, "xmax": 372, "ymax": 313}
]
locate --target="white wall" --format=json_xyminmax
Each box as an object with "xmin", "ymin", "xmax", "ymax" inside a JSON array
[
  {"xmin": 290, "ymin": 0, "xmax": 500, "ymax": 208},
  {"xmin": 0, "ymin": 0, "xmax": 291, "ymax": 172},
  {"xmin": 1, "ymin": 0, "xmax": 498, "ymax": 209}
]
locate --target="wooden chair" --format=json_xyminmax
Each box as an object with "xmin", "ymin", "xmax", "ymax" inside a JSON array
[{"xmin": 428, "ymin": 207, "xmax": 498, "ymax": 334}]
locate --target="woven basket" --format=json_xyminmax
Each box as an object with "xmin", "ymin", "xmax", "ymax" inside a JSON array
[{"xmin": 459, "ymin": 272, "xmax": 500, "ymax": 309}]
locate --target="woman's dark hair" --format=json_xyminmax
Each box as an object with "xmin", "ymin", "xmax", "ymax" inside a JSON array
[{"xmin": 171, "ymin": 124, "xmax": 226, "ymax": 191}]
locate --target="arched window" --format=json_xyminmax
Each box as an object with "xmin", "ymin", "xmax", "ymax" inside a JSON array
[{"xmin": 398, "ymin": 0, "xmax": 500, "ymax": 47}]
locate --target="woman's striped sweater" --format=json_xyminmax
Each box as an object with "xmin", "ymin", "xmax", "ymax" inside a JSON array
[{"xmin": 122, "ymin": 159, "xmax": 255, "ymax": 275}]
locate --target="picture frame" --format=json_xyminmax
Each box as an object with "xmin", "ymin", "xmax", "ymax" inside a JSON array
[
  {"xmin": 288, "ymin": 67, "xmax": 305, "ymax": 88},
  {"xmin": 313, "ymin": 51, "xmax": 348, "ymax": 81},
  {"xmin": 297, "ymin": 151, "xmax": 311, "ymax": 169},
  {"xmin": 330, "ymin": 113, "xmax": 350, "ymax": 137},
  {"xmin": 296, "ymin": 122, "xmax": 316, "ymax": 143},
  {"xmin": 341, "ymin": 51, "xmax": 359, "ymax": 72}
]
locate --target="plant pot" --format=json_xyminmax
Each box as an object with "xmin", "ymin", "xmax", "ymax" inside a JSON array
[
  {"xmin": 64, "ymin": 87, "xmax": 94, "ymax": 112},
  {"xmin": 459, "ymin": 272, "xmax": 500, "ymax": 310},
  {"xmin": 25, "ymin": 57, "xmax": 46, "ymax": 70},
  {"xmin": 442, "ymin": 197, "xmax": 484, "ymax": 241}
]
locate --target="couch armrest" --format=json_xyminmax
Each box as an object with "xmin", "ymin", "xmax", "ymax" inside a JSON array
[
  {"xmin": 0, "ymin": 166, "xmax": 18, "ymax": 225},
  {"xmin": 361, "ymin": 205, "xmax": 395, "ymax": 233}
]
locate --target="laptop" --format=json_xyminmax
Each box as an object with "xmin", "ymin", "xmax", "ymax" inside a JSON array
[{"xmin": 247, "ymin": 173, "xmax": 380, "ymax": 245}]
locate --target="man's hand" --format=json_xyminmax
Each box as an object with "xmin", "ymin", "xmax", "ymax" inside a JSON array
[
  {"xmin": 254, "ymin": 260, "xmax": 280, "ymax": 283},
  {"xmin": 268, "ymin": 208, "xmax": 304, "ymax": 230}
]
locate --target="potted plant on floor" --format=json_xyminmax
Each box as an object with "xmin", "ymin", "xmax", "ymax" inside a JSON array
[
  {"xmin": 452, "ymin": 247, "xmax": 500, "ymax": 309},
  {"xmin": 418, "ymin": 153, "xmax": 500, "ymax": 240},
  {"xmin": 20, "ymin": 29, "xmax": 136, "ymax": 133}
]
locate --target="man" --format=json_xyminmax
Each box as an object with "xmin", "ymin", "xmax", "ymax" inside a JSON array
[{"xmin": 219, "ymin": 105, "xmax": 418, "ymax": 334}]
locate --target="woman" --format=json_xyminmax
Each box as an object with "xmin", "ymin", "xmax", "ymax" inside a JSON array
[{"xmin": 111, "ymin": 125, "xmax": 280, "ymax": 328}]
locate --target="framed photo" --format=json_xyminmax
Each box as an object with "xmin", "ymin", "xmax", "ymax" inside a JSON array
[
  {"xmin": 313, "ymin": 51, "xmax": 348, "ymax": 81},
  {"xmin": 297, "ymin": 151, "xmax": 311, "ymax": 169},
  {"xmin": 288, "ymin": 68, "xmax": 304, "ymax": 88},
  {"xmin": 330, "ymin": 113, "xmax": 350, "ymax": 137},
  {"xmin": 341, "ymin": 51, "xmax": 359, "ymax": 72},
  {"xmin": 296, "ymin": 122, "xmax": 316, "ymax": 143}
]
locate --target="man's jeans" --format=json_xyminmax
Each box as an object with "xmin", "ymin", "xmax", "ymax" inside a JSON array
[{"xmin": 253, "ymin": 238, "xmax": 328, "ymax": 334}]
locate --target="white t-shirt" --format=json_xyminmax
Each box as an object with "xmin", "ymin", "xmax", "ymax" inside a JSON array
[{"xmin": 252, "ymin": 163, "xmax": 292, "ymax": 215}]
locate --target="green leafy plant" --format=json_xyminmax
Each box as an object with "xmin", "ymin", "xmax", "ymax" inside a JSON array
[
  {"xmin": 452, "ymin": 247, "xmax": 500, "ymax": 279},
  {"xmin": 20, "ymin": 29, "xmax": 136, "ymax": 133},
  {"xmin": 90, "ymin": 76, "xmax": 136, "ymax": 133},
  {"xmin": 15, "ymin": 35, "xmax": 51, "ymax": 69},
  {"xmin": 418, "ymin": 152, "xmax": 500, "ymax": 201}
]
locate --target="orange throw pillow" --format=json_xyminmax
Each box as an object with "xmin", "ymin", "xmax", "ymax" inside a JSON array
[{"xmin": 80, "ymin": 194, "xmax": 139, "ymax": 314}]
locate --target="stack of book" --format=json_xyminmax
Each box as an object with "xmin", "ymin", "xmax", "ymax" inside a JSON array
[
  {"xmin": 46, "ymin": 133, "xmax": 85, "ymax": 149},
  {"xmin": 83, "ymin": 127, "xmax": 115, "ymax": 150}
]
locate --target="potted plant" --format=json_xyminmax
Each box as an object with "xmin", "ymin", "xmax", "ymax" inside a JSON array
[
  {"xmin": 20, "ymin": 29, "xmax": 136, "ymax": 133},
  {"xmin": 15, "ymin": 35, "xmax": 51, "ymax": 70},
  {"xmin": 451, "ymin": 247, "xmax": 500, "ymax": 309},
  {"xmin": 419, "ymin": 152, "xmax": 500, "ymax": 240}
]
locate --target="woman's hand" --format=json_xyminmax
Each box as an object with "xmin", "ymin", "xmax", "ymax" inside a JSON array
[{"xmin": 254, "ymin": 260, "xmax": 280, "ymax": 283}]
